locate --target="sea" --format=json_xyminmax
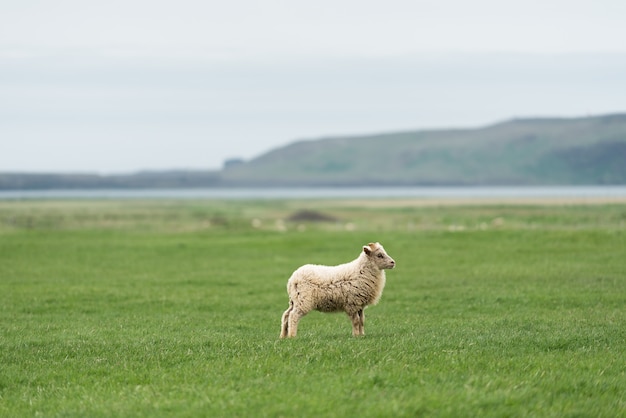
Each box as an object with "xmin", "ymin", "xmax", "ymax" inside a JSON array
[{"xmin": 1, "ymin": 186, "xmax": 626, "ymax": 200}]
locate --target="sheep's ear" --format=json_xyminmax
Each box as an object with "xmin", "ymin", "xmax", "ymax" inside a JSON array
[{"xmin": 363, "ymin": 245, "xmax": 372, "ymax": 256}]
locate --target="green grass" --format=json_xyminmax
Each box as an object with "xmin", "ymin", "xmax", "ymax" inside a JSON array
[{"xmin": 1, "ymin": 200, "xmax": 625, "ymax": 417}]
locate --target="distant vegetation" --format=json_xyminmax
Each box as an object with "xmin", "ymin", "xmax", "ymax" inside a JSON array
[
  {"xmin": 221, "ymin": 113, "xmax": 626, "ymax": 186},
  {"xmin": 2, "ymin": 114, "xmax": 625, "ymax": 189},
  {"xmin": 0, "ymin": 170, "xmax": 220, "ymax": 190}
]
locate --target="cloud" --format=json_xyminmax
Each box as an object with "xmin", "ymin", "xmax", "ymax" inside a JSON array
[
  {"xmin": 2, "ymin": 0, "xmax": 626, "ymax": 56},
  {"xmin": 2, "ymin": 1, "xmax": 626, "ymax": 172}
]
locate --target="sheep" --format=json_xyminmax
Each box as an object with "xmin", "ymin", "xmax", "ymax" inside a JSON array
[{"xmin": 280, "ymin": 242, "xmax": 395, "ymax": 338}]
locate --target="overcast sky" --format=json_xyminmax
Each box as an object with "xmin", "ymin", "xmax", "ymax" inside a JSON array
[{"xmin": 2, "ymin": 0, "xmax": 626, "ymax": 173}]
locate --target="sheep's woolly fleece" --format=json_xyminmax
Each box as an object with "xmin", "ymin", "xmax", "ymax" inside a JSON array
[{"xmin": 280, "ymin": 242, "xmax": 395, "ymax": 338}]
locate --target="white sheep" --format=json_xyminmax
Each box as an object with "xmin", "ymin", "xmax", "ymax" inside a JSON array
[{"xmin": 280, "ymin": 242, "xmax": 396, "ymax": 338}]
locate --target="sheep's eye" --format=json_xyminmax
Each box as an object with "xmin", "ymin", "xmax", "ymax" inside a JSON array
[{"xmin": 377, "ymin": 254, "xmax": 384, "ymax": 258}]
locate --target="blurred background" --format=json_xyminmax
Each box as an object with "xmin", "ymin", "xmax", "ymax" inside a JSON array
[{"xmin": 1, "ymin": 0, "xmax": 625, "ymax": 180}]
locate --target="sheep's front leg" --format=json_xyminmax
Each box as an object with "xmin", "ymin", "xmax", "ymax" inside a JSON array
[
  {"xmin": 358, "ymin": 309, "xmax": 365, "ymax": 336},
  {"xmin": 349, "ymin": 310, "xmax": 364, "ymax": 336}
]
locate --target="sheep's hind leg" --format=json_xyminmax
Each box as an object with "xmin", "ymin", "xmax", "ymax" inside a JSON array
[
  {"xmin": 280, "ymin": 305, "xmax": 292, "ymax": 338},
  {"xmin": 287, "ymin": 308, "xmax": 304, "ymax": 338},
  {"xmin": 280, "ymin": 313, "xmax": 289, "ymax": 338}
]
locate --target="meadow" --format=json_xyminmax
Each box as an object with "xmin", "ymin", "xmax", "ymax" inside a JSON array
[{"xmin": 0, "ymin": 199, "xmax": 625, "ymax": 417}]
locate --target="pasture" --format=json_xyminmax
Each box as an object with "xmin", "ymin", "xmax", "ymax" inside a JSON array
[{"xmin": 1, "ymin": 199, "xmax": 625, "ymax": 417}]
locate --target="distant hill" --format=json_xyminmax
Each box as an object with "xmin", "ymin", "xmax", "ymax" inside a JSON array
[
  {"xmin": 221, "ymin": 114, "xmax": 626, "ymax": 186},
  {"xmin": 2, "ymin": 114, "xmax": 625, "ymax": 190},
  {"xmin": 0, "ymin": 171, "xmax": 220, "ymax": 190}
]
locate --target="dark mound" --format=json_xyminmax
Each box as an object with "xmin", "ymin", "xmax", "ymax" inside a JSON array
[{"xmin": 287, "ymin": 210, "xmax": 338, "ymax": 222}]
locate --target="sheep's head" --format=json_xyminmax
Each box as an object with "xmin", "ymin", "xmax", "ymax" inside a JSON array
[{"xmin": 363, "ymin": 242, "xmax": 396, "ymax": 269}]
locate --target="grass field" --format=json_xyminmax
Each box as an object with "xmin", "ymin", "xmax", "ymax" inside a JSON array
[{"xmin": 1, "ymin": 199, "xmax": 625, "ymax": 417}]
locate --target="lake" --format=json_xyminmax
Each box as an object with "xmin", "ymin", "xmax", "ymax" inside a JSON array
[{"xmin": 2, "ymin": 186, "xmax": 626, "ymax": 200}]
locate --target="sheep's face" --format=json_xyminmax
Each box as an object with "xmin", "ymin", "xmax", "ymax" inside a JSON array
[{"xmin": 363, "ymin": 242, "xmax": 396, "ymax": 269}]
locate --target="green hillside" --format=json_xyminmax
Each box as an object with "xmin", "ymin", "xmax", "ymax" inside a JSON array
[
  {"xmin": 222, "ymin": 114, "xmax": 626, "ymax": 186},
  {"xmin": 2, "ymin": 114, "xmax": 625, "ymax": 190}
]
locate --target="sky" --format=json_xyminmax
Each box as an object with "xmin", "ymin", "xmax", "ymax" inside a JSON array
[{"xmin": 2, "ymin": 0, "xmax": 626, "ymax": 173}]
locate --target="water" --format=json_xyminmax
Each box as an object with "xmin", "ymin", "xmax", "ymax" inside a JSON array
[{"xmin": 1, "ymin": 186, "xmax": 626, "ymax": 200}]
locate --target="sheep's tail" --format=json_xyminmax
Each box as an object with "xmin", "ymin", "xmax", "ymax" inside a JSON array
[{"xmin": 287, "ymin": 277, "xmax": 296, "ymax": 294}]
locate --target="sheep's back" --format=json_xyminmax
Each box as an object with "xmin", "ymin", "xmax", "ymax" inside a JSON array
[
  {"xmin": 287, "ymin": 262, "xmax": 384, "ymax": 311},
  {"xmin": 288, "ymin": 263, "xmax": 354, "ymax": 287}
]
